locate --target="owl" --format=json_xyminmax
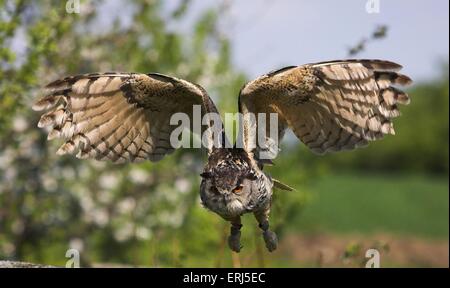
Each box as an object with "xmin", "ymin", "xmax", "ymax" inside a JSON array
[{"xmin": 33, "ymin": 60, "xmax": 411, "ymax": 252}]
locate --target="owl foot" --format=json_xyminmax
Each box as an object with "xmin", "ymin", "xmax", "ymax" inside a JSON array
[
  {"xmin": 228, "ymin": 223, "xmax": 242, "ymax": 252},
  {"xmin": 262, "ymin": 230, "xmax": 278, "ymax": 252},
  {"xmin": 259, "ymin": 221, "xmax": 278, "ymax": 252}
]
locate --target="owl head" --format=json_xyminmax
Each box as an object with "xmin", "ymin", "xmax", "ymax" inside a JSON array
[{"xmin": 199, "ymin": 149, "xmax": 260, "ymax": 218}]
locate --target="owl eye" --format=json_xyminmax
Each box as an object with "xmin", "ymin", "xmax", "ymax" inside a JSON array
[{"xmin": 232, "ymin": 185, "xmax": 243, "ymax": 193}]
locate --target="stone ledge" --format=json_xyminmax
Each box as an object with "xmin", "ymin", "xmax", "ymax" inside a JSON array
[{"xmin": 0, "ymin": 260, "xmax": 56, "ymax": 268}]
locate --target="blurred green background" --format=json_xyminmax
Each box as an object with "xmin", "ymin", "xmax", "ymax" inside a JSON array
[{"xmin": 0, "ymin": 0, "xmax": 448, "ymax": 267}]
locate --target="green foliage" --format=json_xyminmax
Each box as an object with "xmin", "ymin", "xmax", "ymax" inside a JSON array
[{"xmin": 291, "ymin": 172, "xmax": 449, "ymax": 238}]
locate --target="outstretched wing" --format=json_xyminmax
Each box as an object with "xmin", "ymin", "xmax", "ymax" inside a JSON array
[
  {"xmin": 238, "ymin": 59, "xmax": 412, "ymax": 162},
  {"xmin": 33, "ymin": 72, "xmax": 227, "ymax": 163}
]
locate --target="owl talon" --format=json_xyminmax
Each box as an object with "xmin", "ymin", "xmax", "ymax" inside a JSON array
[
  {"xmin": 258, "ymin": 220, "xmax": 278, "ymax": 252},
  {"xmin": 228, "ymin": 232, "xmax": 242, "ymax": 252},
  {"xmin": 262, "ymin": 230, "xmax": 278, "ymax": 252}
]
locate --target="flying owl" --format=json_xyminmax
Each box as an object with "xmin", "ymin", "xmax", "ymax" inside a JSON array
[{"xmin": 33, "ymin": 59, "xmax": 412, "ymax": 252}]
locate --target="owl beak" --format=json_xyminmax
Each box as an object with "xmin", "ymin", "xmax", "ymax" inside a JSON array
[{"xmin": 224, "ymin": 193, "xmax": 235, "ymax": 202}]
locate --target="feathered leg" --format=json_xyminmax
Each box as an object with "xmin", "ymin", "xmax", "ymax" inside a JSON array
[{"xmin": 227, "ymin": 216, "xmax": 242, "ymax": 252}]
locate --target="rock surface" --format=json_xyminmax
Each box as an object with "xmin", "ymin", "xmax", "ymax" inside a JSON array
[{"xmin": 0, "ymin": 260, "xmax": 56, "ymax": 268}]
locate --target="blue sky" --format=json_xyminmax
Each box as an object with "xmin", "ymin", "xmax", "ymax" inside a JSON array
[
  {"xmin": 14, "ymin": 1, "xmax": 447, "ymax": 82},
  {"xmin": 166, "ymin": 0, "xmax": 449, "ymax": 82}
]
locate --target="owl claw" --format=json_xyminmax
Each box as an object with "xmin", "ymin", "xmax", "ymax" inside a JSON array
[
  {"xmin": 256, "ymin": 218, "xmax": 278, "ymax": 252},
  {"xmin": 262, "ymin": 230, "xmax": 278, "ymax": 252},
  {"xmin": 228, "ymin": 233, "xmax": 242, "ymax": 252}
]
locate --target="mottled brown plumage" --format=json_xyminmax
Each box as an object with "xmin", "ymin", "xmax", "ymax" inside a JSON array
[
  {"xmin": 239, "ymin": 59, "xmax": 412, "ymax": 161},
  {"xmin": 33, "ymin": 59, "xmax": 412, "ymax": 252},
  {"xmin": 33, "ymin": 72, "xmax": 224, "ymax": 163}
]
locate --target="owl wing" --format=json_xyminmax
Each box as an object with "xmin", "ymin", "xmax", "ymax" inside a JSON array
[
  {"xmin": 33, "ymin": 72, "xmax": 227, "ymax": 163},
  {"xmin": 238, "ymin": 59, "xmax": 412, "ymax": 162}
]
